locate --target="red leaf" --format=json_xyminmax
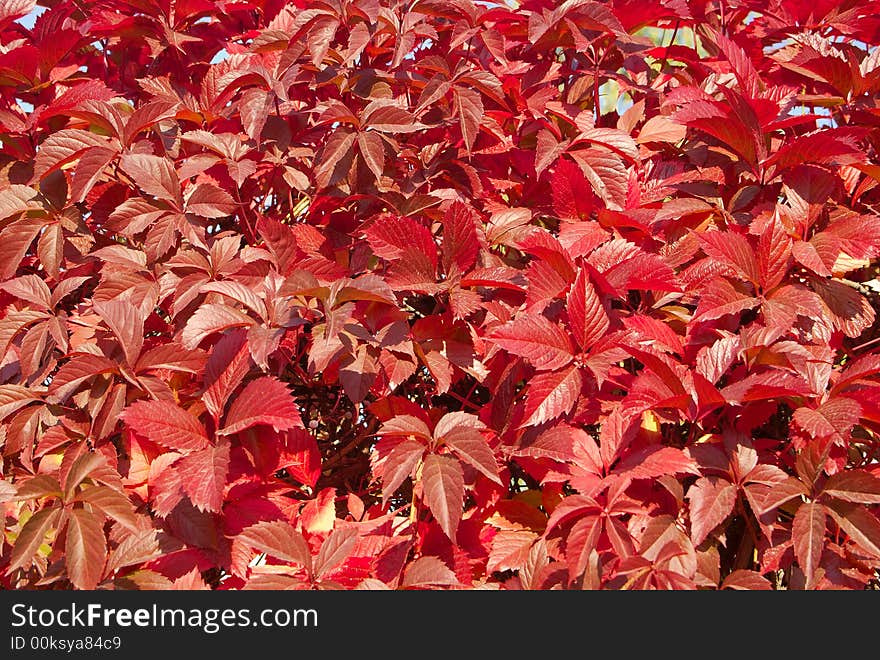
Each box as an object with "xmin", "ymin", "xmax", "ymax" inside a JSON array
[
  {"xmin": 603, "ymin": 252, "xmax": 680, "ymax": 293},
  {"xmin": 721, "ymin": 570, "xmax": 772, "ymax": 590},
  {"xmin": 122, "ymin": 101, "xmax": 178, "ymax": 146},
  {"xmin": 695, "ymin": 335, "xmax": 741, "ymax": 384},
  {"xmin": 526, "ymin": 259, "xmax": 574, "ymax": 310},
  {"xmin": 380, "ymin": 438, "xmax": 425, "ymax": 504},
  {"xmin": 69, "ymin": 146, "xmax": 116, "ymax": 203},
  {"xmin": 823, "ymin": 470, "xmax": 880, "ymax": 504},
  {"xmin": 813, "ymin": 278, "xmax": 876, "ymax": 339},
  {"xmin": 792, "ymin": 397, "xmax": 861, "ymax": 446},
  {"xmin": 119, "ymin": 153, "xmax": 181, "ymax": 204},
  {"xmin": 121, "ymin": 400, "xmax": 209, "ymax": 452},
  {"xmin": 616, "ymin": 446, "xmax": 697, "ymax": 480},
  {"xmin": 66, "ymin": 508, "xmax": 107, "ymax": 590},
  {"xmin": 402, "ymin": 556, "xmax": 459, "ymax": 588},
  {"xmin": 7, "ymin": 507, "xmax": 61, "ymax": 574},
  {"xmin": 357, "ymin": 131, "xmax": 385, "ymax": 180},
  {"xmin": 766, "ymin": 128, "xmax": 866, "ymax": 172},
  {"xmin": 521, "ymin": 365, "xmax": 583, "ymax": 427},
  {"xmin": 454, "ymin": 86, "xmax": 483, "ymax": 154},
  {"xmin": 687, "ymin": 477, "xmax": 738, "ymax": 546},
  {"xmin": 46, "ymin": 354, "xmax": 118, "ymax": 403},
  {"xmin": 238, "ymin": 520, "xmax": 311, "ymax": 571},
  {"xmin": 220, "ymin": 377, "xmax": 302, "ymax": 435},
  {"xmin": 637, "ymin": 115, "xmax": 686, "ymax": 144},
  {"xmin": 546, "ymin": 495, "xmax": 602, "ymax": 533},
  {"xmin": 758, "ymin": 211, "xmax": 792, "ymax": 290},
  {"xmin": 721, "ymin": 369, "xmax": 809, "ymax": 405},
  {"xmin": 364, "ymin": 214, "xmax": 437, "ymax": 263},
  {"xmin": 672, "ymin": 97, "xmax": 758, "ymax": 166},
  {"xmin": 568, "ymin": 148, "xmax": 628, "ymax": 210},
  {"xmin": 63, "ymin": 452, "xmax": 107, "ymax": 500},
  {"xmin": 710, "ymin": 28, "xmax": 762, "ymax": 98},
  {"xmin": 238, "ymin": 87, "xmax": 273, "ymax": 141},
  {"xmin": 378, "ymin": 415, "xmax": 433, "ymax": 441},
  {"xmin": 792, "ymin": 239, "xmax": 832, "ymax": 277},
  {"xmin": 33, "ymin": 129, "xmax": 109, "ymax": 179},
  {"xmin": 759, "ymin": 477, "xmax": 809, "ymax": 514},
  {"xmin": 461, "ymin": 266, "xmax": 526, "ymax": 291},
  {"xmin": 279, "ymin": 428, "xmax": 321, "ymax": 489},
  {"xmin": 185, "ymin": 183, "xmax": 237, "ymax": 218},
  {"xmin": 792, "ymin": 502, "xmax": 826, "ymax": 588},
  {"xmin": 578, "ymin": 127, "xmax": 638, "ymax": 161},
  {"xmin": 0, "ymin": 385, "xmax": 38, "ymax": 421},
  {"xmin": 93, "ymin": 297, "xmax": 145, "ymax": 366},
  {"xmin": 181, "ymin": 303, "xmax": 253, "ymax": 350},
  {"xmin": 203, "ymin": 329, "xmax": 252, "ymax": 423},
  {"xmin": 435, "ymin": 412, "xmax": 500, "ymax": 484},
  {"xmin": 339, "ymin": 346, "xmax": 378, "ymax": 403},
  {"xmin": 826, "ymin": 502, "xmax": 880, "ymax": 558},
  {"xmin": 698, "ymin": 231, "xmax": 759, "ymax": 284},
  {"xmin": 421, "ymin": 454, "xmax": 464, "ymax": 542},
  {"xmin": 76, "ymin": 486, "xmax": 139, "ymax": 532},
  {"xmin": 693, "ymin": 279, "xmax": 758, "ymax": 323},
  {"xmin": 135, "ymin": 343, "xmax": 208, "ymax": 374},
  {"xmin": 257, "ymin": 216, "xmax": 298, "ymax": 274},
  {"xmin": 362, "ymin": 101, "xmax": 423, "ymax": 133},
  {"xmin": 314, "ymin": 130, "xmax": 356, "ymax": 188},
  {"xmin": 106, "ymin": 530, "xmax": 161, "ymax": 575},
  {"xmin": 0, "ymin": 217, "xmax": 50, "ymax": 280},
  {"xmin": 172, "ymin": 568, "xmax": 210, "ymax": 590},
  {"xmin": 36, "ymin": 222, "xmax": 63, "ymax": 279},
  {"xmin": 565, "ymin": 514, "xmax": 603, "ymax": 582},
  {"xmin": 536, "ymin": 129, "xmax": 565, "ymax": 178},
  {"xmin": 567, "ymin": 268, "xmax": 609, "ymax": 351},
  {"xmin": 441, "ymin": 201, "xmax": 480, "ymax": 275},
  {"xmin": 489, "ymin": 314, "xmax": 575, "ymax": 371},
  {"xmin": 314, "ymin": 527, "xmax": 359, "ymax": 580},
  {"xmin": 550, "ymin": 158, "xmax": 594, "ymax": 220},
  {"xmin": 177, "ymin": 440, "xmax": 231, "ymax": 513},
  {"xmin": 0, "ymin": 0, "xmax": 36, "ymax": 22}
]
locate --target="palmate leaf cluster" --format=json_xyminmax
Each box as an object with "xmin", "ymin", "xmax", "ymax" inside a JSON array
[{"xmin": 1, "ymin": 0, "xmax": 880, "ymax": 590}]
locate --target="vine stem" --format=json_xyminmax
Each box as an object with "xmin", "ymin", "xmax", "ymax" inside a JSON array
[
  {"xmin": 408, "ymin": 460, "xmax": 424, "ymax": 556},
  {"xmin": 231, "ymin": 186, "xmax": 257, "ymax": 244},
  {"xmin": 659, "ymin": 20, "xmax": 680, "ymax": 72}
]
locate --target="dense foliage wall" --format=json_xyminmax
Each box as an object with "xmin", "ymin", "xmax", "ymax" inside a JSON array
[{"xmin": 2, "ymin": 0, "xmax": 880, "ymax": 590}]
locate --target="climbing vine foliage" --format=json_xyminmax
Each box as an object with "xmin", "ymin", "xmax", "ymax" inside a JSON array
[{"xmin": 2, "ymin": 0, "xmax": 880, "ymax": 590}]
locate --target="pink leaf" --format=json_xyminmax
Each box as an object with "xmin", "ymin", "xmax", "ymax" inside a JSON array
[
  {"xmin": 421, "ymin": 454, "xmax": 464, "ymax": 542},
  {"xmin": 177, "ymin": 441, "xmax": 231, "ymax": 513},
  {"xmin": 693, "ymin": 279, "xmax": 758, "ymax": 323},
  {"xmin": 792, "ymin": 501, "xmax": 826, "ymax": 588},
  {"xmin": 185, "ymin": 183, "xmax": 237, "ymax": 218},
  {"xmin": 823, "ymin": 470, "xmax": 880, "ymax": 504},
  {"xmin": 567, "ymin": 268, "xmax": 609, "ymax": 351},
  {"xmin": 489, "ymin": 314, "xmax": 575, "ymax": 371},
  {"xmin": 436, "ymin": 412, "xmax": 500, "ymax": 484},
  {"xmin": 220, "ymin": 377, "xmax": 302, "ymax": 435},
  {"xmin": 521, "ymin": 365, "xmax": 583, "ymax": 427},
  {"xmin": 66, "ymin": 508, "xmax": 107, "ymax": 590},
  {"xmin": 93, "ymin": 297, "xmax": 145, "ymax": 366},
  {"xmin": 203, "ymin": 329, "xmax": 252, "ymax": 423},
  {"xmin": 687, "ymin": 477, "xmax": 738, "ymax": 546},
  {"xmin": 181, "ymin": 303, "xmax": 254, "ymax": 350},
  {"xmin": 238, "ymin": 520, "xmax": 311, "ymax": 570},
  {"xmin": 119, "ymin": 153, "xmax": 181, "ymax": 204},
  {"xmin": 121, "ymin": 400, "xmax": 209, "ymax": 452},
  {"xmin": 381, "ymin": 438, "xmax": 425, "ymax": 505},
  {"xmin": 721, "ymin": 569, "xmax": 772, "ymax": 590}
]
